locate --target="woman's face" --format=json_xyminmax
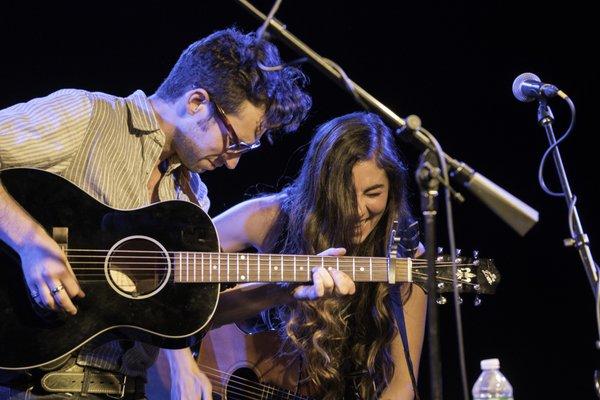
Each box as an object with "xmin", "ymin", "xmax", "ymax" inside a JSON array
[{"xmin": 352, "ymin": 158, "xmax": 389, "ymax": 243}]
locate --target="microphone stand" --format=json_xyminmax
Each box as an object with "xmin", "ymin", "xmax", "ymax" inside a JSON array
[
  {"xmin": 416, "ymin": 148, "xmax": 444, "ymax": 400},
  {"xmin": 535, "ymin": 98, "xmax": 600, "ymax": 398},
  {"xmin": 536, "ymin": 99, "xmax": 598, "ymax": 296}
]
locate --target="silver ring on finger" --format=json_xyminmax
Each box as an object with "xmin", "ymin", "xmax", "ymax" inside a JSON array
[
  {"xmin": 51, "ymin": 284, "xmax": 65, "ymax": 295},
  {"xmin": 30, "ymin": 289, "xmax": 40, "ymax": 299}
]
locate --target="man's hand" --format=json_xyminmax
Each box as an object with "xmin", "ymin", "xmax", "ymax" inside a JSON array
[
  {"xmin": 1, "ymin": 183, "xmax": 83, "ymax": 314},
  {"xmin": 165, "ymin": 348, "xmax": 213, "ymax": 400},
  {"xmin": 19, "ymin": 227, "xmax": 84, "ymax": 314},
  {"xmin": 292, "ymin": 247, "xmax": 356, "ymax": 300}
]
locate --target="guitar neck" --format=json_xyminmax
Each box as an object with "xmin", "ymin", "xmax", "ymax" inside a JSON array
[{"xmin": 172, "ymin": 252, "xmax": 410, "ymax": 284}]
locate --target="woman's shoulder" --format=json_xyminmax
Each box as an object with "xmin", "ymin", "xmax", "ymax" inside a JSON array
[{"xmin": 240, "ymin": 192, "xmax": 286, "ymax": 219}]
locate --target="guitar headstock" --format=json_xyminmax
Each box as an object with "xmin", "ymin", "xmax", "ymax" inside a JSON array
[{"xmin": 410, "ymin": 249, "xmax": 500, "ymax": 300}]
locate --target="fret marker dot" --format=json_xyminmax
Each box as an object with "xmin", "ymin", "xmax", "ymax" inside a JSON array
[
  {"xmin": 240, "ymin": 255, "xmax": 246, "ymax": 261},
  {"xmin": 274, "ymin": 266, "xmax": 278, "ymax": 270},
  {"xmin": 213, "ymin": 265, "xmax": 217, "ymax": 270},
  {"xmin": 240, "ymin": 275, "xmax": 246, "ymax": 280},
  {"xmin": 360, "ymin": 267, "xmax": 365, "ymax": 272},
  {"xmin": 328, "ymin": 267, "xmax": 332, "ymax": 271},
  {"xmin": 300, "ymin": 267, "xmax": 304, "ymax": 270}
]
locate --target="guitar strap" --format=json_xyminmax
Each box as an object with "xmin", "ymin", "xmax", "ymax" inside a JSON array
[
  {"xmin": 391, "ymin": 291, "xmax": 421, "ymax": 400},
  {"xmin": 391, "ymin": 219, "xmax": 421, "ymax": 400},
  {"xmin": 177, "ymin": 167, "xmax": 201, "ymax": 207}
]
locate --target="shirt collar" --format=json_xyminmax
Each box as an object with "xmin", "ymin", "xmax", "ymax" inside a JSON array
[
  {"xmin": 126, "ymin": 90, "xmax": 183, "ymax": 175},
  {"xmin": 125, "ymin": 90, "xmax": 161, "ymax": 132}
]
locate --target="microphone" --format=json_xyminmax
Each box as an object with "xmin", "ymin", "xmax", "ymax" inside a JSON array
[{"xmin": 512, "ymin": 72, "xmax": 566, "ymax": 102}]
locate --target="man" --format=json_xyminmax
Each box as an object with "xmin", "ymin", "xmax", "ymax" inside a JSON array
[{"xmin": 0, "ymin": 27, "xmax": 353, "ymax": 399}]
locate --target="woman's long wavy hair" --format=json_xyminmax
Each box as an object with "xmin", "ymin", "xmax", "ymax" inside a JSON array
[{"xmin": 264, "ymin": 112, "xmax": 414, "ymax": 399}]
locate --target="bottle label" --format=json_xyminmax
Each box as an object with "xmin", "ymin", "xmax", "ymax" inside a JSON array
[{"xmin": 474, "ymin": 398, "xmax": 513, "ymax": 400}]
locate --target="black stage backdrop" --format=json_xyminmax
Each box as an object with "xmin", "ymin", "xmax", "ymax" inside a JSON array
[{"xmin": 1, "ymin": 1, "xmax": 597, "ymax": 398}]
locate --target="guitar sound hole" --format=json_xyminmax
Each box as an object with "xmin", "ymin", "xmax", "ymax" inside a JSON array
[
  {"xmin": 225, "ymin": 367, "xmax": 261, "ymax": 400},
  {"xmin": 105, "ymin": 236, "xmax": 170, "ymax": 299}
]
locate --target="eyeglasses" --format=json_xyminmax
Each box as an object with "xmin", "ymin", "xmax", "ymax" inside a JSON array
[{"xmin": 212, "ymin": 101, "xmax": 261, "ymax": 155}]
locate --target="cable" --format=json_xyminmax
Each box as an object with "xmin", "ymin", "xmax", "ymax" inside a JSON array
[
  {"xmin": 538, "ymin": 97, "xmax": 576, "ymax": 197},
  {"xmin": 419, "ymin": 128, "xmax": 470, "ymax": 400}
]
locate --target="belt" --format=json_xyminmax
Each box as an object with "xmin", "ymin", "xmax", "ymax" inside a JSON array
[{"xmin": 39, "ymin": 362, "xmax": 144, "ymax": 398}]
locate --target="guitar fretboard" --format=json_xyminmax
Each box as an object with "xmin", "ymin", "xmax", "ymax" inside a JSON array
[{"xmin": 172, "ymin": 252, "xmax": 411, "ymax": 284}]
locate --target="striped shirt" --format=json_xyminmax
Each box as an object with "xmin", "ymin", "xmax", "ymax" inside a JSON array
[{"xmin": 0, "ymin": 89, "xmax": 210, "ymax": 377}]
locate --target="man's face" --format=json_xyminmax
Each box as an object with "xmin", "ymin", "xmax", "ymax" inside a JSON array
[{"xmin": 175, "ymin": 97, "xmax": 266, "ymax": 173}]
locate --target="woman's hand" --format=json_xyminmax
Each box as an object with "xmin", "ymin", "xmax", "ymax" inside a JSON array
[{"xmin": 292, "ymin": 247, "xmax": 356, "ymax": 300}]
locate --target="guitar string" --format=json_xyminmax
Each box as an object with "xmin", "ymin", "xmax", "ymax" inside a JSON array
[
  {"xmin": 64, "ymin": 258, "xmax": 468, "ymax": 267},
  {"xmin": 161, "ymin": 361, "xmax": 305, "ymax": 400},
  {"xmin": 65, "ymin": 248, "xmax": 475, "ymax": 262},
  {"xmin": 199, "ymin": 364, "xmax": 310, "ymax": 400},
  {"xmin": 63, "ymin": 250, "xmax": 477, "ymax": 269},
  {"xmin": 64, "ymin": 261, "xmax": 465, "ymax": 271},
  {"xmin": 64, "ymin": 257, "xmax": 464, "ymax": 265},
  {"xmin": 63, "ymin": 249, "xmax": 476, "ymax": 265},
  {"xmin": 202, "ymin": 371, "xmax": 266, "ymax": 399},
  {"xmin": 65, "ymin": 248, "xmax": 472, "ymax": 262},
  {"xmin": 60, "ymin": 250, "xmax": 484, "ymax": 285},
  {"xmin": 64, "ymin": 272, "xmax": 479, "ymax": 287},
  {"xmin": 201, "ymin": 369, "xmax": 293, "ymax": 400},
  {"xmin": 66, "ymin": 266, "xmax": 476, "ymax": 283},
  {"xmin": 64, "ymin": 263, "xmax": 474, "ymax": 268}
]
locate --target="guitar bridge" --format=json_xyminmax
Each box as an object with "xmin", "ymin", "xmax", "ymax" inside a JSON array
[{"xmin": 52, "ymin": 227, "xmax": 69, "ymax": 251}]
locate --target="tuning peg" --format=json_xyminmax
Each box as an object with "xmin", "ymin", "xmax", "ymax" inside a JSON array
[
  {"xmin": 474, "ymin": 295, "xmax": 482, "ymax": 306},
  {"xmin": 456, "ymin": 283, "xmax": 463, "ymax": 291},
  {"xmin": 436, "ymin": 295, "xmax": 447, "ymax": 305},
  {"xmin": 455, "ymin": 248, "xmax": 462, "ymax": 256},
  {"xmin": 437, "ymin": 282, "xmax": 445, "ymax": 290},
  {"xmin": 473, "ymin": 284, "xmax": 481, "ymax": 292},
  {"xmin": 437, "ymin": 247, "xmax": 444, "ymax": 255},
  {"xmin": 472, "ymin": 250, "xmax": 479, "ymax": 259},
  {"xmin": 458, "ymin": 296, "xmax": 463, "ymax": 304}
]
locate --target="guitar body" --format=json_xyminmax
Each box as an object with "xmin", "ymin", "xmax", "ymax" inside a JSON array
[
  {"xmin": 0, "ymin": 168, "xmax": 220, "ymax": 370},
  {"xmin": 146, "ymin": 323, "xmax": 309, "ymax": 400},
  {"xmin": 199, "ymin": 323, "xmax": 306, "ymax": 399}
]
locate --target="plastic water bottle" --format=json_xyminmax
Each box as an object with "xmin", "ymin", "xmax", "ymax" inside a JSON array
[{"xmin": 472, "ymin": 358, "xmax": 514, "ymax": 399}]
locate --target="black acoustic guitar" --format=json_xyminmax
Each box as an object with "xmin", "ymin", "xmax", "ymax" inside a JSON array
[{"xmin": 0, "ymin": 168, "xmax": 500, "ymax": 371}]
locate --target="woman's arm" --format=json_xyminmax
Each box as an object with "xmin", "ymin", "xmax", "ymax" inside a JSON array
[
  {"xmin": 210, "ymin": 195, "xmax": 355, "ymax": 328},
  {"xmin": 214, "ymin": 194, "xmax": 283, "ymax": 252},
  {"xmin": 380, "ymin": 285, "xmax": 427, "ymax": 400}
]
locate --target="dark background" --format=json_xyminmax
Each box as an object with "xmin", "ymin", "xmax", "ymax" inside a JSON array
[{"xmin": 1, "ymin": 1, "xmax": 597, "ymax": 398}]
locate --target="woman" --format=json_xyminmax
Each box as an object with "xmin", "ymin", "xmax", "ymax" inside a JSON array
[{"xmin": 214, "ymin": 112, "xmax": 427, "ymax": 399}]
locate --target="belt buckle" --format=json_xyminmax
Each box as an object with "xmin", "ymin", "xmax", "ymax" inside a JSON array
[{"xmin": 107, "ymin": 374, "xmax": 127, "ymax": 399}]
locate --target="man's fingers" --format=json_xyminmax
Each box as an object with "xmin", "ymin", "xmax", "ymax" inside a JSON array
[
  {"xmin": 200, "ymin": 376, "xmax": 213, "ymax": 400},
  {"xmin": 46, "ymin": 279, "xmax": 77, "ymax": 315},
  {"xmin": 62, "ymin": 273, "xmax": 84, "ymax": 299},
  {"xmin": 64, "ymin": 260, "xmax": 85, "ymax": 298},
  {"xmin": 36, "ymin": 280, "xmax": 56, "ymax": 310}
]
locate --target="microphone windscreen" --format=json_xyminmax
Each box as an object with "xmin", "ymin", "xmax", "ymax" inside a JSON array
[{"xmin": 512, "ymin": 72, "xmax": 541, "ymax": 102}]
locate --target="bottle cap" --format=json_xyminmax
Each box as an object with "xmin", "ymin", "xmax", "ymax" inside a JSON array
[{"xmin": 481, "ymin": 358, "xmax": 500, "ymax": 370}]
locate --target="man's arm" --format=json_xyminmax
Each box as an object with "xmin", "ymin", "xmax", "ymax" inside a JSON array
[
  {"xmin": 0, "ymin": 182, "xmax": 83, "ymax": 314},
  {"xmin": 163, "ymin": 348, "xmax": 213, "ymax": 400},
  {"xmin": 0, "ymin": 90, "xmax": 91, "ymax": 314}
]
